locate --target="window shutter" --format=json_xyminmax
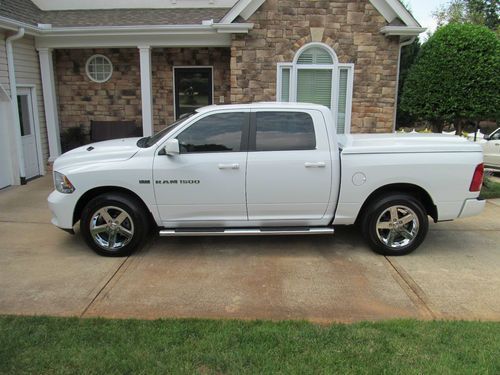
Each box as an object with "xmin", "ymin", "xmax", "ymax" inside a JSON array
[
  {"xmin": 336, "ymin": 68, "xmax": 349, "ymax": 134},
  {"xmin": 297, "ymin": 69, "xmax": 332, "ymax": 108},
  {"xmin": 297, "ymin": 47, "xmax": 333, "ymax": 65},
  {"xmin": 281, "ymin": 68, "xmax": 290, "ymax": 102}
]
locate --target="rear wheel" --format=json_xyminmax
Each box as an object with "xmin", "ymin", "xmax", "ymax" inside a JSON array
[
  {"xmin": 361, "ymin": 194, "xmax": 429, "ymax": 256},
  {"xmin": 80, "ymin": 193, "xmax": 149, "ymax": 256}
]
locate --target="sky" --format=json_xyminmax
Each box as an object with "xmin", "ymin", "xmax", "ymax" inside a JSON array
[{"xmin": 405, "ymin": 0, "xmax": 450, "ymax": 38}]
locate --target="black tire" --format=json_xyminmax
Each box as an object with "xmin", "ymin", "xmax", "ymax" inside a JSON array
[
  {"xmin": 361, "ymin": 193, "xmax": 429, "ymax": 256},
  {"xmin": 80, "ymin": 192, "xmax": 150, "ymax": 257}
]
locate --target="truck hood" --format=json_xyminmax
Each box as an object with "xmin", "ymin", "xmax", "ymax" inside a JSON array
[
  {"xmin": 338, "ymin": 133, "xmax": 483, "ymax": 154},
  {"xmin": 53, "ymin": 138, "xmax": 141, "ymax": 171}
]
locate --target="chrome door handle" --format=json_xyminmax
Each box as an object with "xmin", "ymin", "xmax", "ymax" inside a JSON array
[
  {"xmin": 218, "ymin": 163, "xmax": 240, "ymax": 170},
  {"xmin": 304, "ymin": 162, "xmax": 326, "ymax": 168}
]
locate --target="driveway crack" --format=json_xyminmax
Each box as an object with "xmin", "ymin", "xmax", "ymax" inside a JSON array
[{"xmin": 384, "ymin": 256, "xmax": 438, "ymax": 319}]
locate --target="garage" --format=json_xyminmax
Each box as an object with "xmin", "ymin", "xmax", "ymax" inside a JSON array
[{"xmin": 0, "ymin": 85, "xmax": 13, "ymax": 189}]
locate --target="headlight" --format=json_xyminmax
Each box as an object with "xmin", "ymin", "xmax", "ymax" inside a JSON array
[{"xmin": 54, "ymin": 171, "xmax": 75, "ymax": 194}]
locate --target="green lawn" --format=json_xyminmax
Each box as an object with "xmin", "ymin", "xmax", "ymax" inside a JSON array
[
  {"xmin": 481, "ymin": 177, "xmax": 500, "ymax": 199},
  {"xmin": 0, "ymin": 316, "xmax": 499, "ymax": 374}
]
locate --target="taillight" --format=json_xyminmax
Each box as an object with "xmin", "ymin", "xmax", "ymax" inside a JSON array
[{"xmin": 469, "ymin": 163, "xmax": 484, "ymax": 192}]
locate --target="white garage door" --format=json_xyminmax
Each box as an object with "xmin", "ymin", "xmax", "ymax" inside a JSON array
[{"xmin": 0, "ymin": 102, "xmax": 12, "ymax": 189}]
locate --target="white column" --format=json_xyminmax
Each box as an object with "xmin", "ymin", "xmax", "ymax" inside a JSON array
[
  {"xmin": 138, "ymin": 45, "xmax": 154, "ymax": 137},
  {"xmin": 38, "ymin": 47, "xmax": 61, "ymax": 161}
]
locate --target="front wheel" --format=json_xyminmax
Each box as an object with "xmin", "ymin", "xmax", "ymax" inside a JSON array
[
  {"xmin": 80, "ymin": 193, "xmax": 150, "ymax": 256},
  {"xmin": 361, "ymin": 194, "xmax": 429, "ymax": 256}
]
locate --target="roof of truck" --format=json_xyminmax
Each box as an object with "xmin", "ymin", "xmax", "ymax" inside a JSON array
[{"xmin": 196, "ymin": 102, "xmax": 331, "ymax": 113}]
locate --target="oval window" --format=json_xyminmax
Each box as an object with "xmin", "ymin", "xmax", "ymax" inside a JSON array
[{"xmin": 85, "ymin": 54, "xmax": 113, "ymax": 83}]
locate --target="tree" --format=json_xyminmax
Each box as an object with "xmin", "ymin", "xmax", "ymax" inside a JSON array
[
  {"xmin": 400, "ymin": 23, "xmax": 500, "ymax": 133},
  {"xmin": 433, "ymin": 0, "xmax": 499, "ymax": 31},
  {"xmin": 396, "ymin": 38, "xmax": 420, "ymax": 127}
]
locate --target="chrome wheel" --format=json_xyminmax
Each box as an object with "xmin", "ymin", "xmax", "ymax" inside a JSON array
[
  {"xmin": 89, "ymin": 206, "xmax": 134, "ymax": 251},
  {"xmin": 375, "ymin": 205, "xmax": 419, "ymax": 250}
]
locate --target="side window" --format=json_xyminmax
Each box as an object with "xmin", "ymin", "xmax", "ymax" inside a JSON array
[
  {"xmin": 177, "ymin": 112, "xmax": 246, "ymax": 153},
  {"xmin": 491, "ymin": 131, "xmax": 500, "ymax": 140},
  {"xmin": 255, "ymin": 111, "xmax": 316, "ymax": 151}
]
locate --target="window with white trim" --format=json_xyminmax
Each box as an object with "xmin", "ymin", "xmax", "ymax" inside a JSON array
[
  {"xmin": 277, "ymin": 43, "xmax": 354, "ymax": 134},
  {"xmin": 86, "ymin": 55, "xmax": 113, "ymax": 83}
]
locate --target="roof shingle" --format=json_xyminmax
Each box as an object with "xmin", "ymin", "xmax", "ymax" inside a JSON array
[{"xmin": 0, "ymin": 0, "xmax": 230, "ymax": 27}]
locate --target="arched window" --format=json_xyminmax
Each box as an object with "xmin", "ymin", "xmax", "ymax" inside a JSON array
[{"xmin": 277, "ymin": 43, "xmax": 354, "ymax": 134}]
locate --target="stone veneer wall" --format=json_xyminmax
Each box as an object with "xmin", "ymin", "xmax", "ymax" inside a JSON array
[
  {"xmin": 55, "ymin": 47, "xmax": 230, "ymax": 136},
  {"xmin": 230, "ymin": 0, "xmax": 400, "ymax": 133}
]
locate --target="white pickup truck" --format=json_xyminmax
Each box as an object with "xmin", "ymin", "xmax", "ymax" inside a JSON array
[{"xmin": 48, "ymin": 103, "xmax": 485, "ymax": 257}]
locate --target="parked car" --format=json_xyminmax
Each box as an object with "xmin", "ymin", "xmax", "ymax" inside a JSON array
[
  {"xmin": 482, "ymin": 128, "xmax": 500, "ymax": 169},
  {"xmin": 48, "ymin": 103, "xmax": 485, "ymax": 257}
]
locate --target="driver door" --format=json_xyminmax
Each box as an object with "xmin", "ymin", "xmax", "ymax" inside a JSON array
[{"xmin": 153, "ymin": 110, "xmax": 250, "ymax": 225}]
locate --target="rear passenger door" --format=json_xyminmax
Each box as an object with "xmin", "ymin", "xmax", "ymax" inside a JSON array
[{"xmin": 246, "ymin": 110, "xmax": 332, "ymax": 222}]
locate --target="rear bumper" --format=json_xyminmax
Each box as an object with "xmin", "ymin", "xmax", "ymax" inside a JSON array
[{"xmin": 458, "ymin": 198, "xmax": 486, "ymax": 218}]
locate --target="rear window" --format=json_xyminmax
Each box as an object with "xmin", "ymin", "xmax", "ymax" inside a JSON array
[{"xmin": 255, "ymin": 112, "xmax": 316, "ymax": 151}]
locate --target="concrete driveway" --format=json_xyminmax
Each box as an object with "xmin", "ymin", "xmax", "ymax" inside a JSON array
[{"xmin": 0, "ymin": 176, "xmax": 499, "ymax": 322}]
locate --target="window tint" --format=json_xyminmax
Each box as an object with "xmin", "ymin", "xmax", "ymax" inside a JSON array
[
  {"xmin": 255, "ymin": 112, "xmax": 316, "ymax": 151},
  {"xmin": 177, "ymin": 112, "xmax": 246, "ymax": 153}
]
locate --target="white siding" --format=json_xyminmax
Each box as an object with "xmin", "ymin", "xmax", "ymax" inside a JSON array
[
  {"xmin": 0, "ymin": 32, "xmax": 11, "ymax": 96},
  {"xmin": 13, "ymin": 35, "xmax": 49, "ymax": 164}
]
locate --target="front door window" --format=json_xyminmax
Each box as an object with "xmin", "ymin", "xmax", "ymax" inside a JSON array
[{"xmin": 174, "ymin": 68, "xmax": 213, "ymax": 119}]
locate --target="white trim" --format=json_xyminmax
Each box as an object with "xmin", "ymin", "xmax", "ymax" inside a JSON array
[
  {"xmin": 85, "ymin": 54, "xmax": 113, "ymax": 83},
  {"xmin": 138, "ymin": 45, "xmax": 154, "ymax": 137},
  {"xmin": 220, "ymin": 0, "xmax": 266, "ymax": 23},
  {"xmin": 38, "ymin": 47, "xmax": 62, "ymax": 161},
  {"xmin": 172, "ymin": 66, "xmax": 214, "ymax": 120},
  {"xmin": 276, "ymin": 63, "xmax": 292, "ymax": 102},
  {"xmin": 380, "ymin": 26, "xmax": 426, "ymax": 36},
  {"xmin": 336, "ymin": 64, "xmax": 355, "ymax": 134},
  {"xmin": 17, "ymin": 84, "xmax": 45, "ymax": 176},
  {"xmin": 292, "ymin": 42, "xmax": 339, "ymax": 65}
]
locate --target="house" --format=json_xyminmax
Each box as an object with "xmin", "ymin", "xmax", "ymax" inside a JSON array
[{"xmin": 0, "ymin": 0, "xmax": 424, "ymax": 189}]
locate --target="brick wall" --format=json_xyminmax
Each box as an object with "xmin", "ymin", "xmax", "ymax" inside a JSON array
[
  {"xmin": 230, "ymin": 0, "xmax": 400, "ymax": 133},
  {"xmin": 55, "ymin": 47, "xmax": 230, "ymax": 137}
]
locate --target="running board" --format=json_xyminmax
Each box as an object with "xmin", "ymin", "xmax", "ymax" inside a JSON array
[{"xmin": 159, "ymin": 227, "xmax": 334, "ymax": 237}]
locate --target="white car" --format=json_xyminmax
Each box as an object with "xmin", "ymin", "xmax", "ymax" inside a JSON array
[
  {"xmin": 482, "ymin": 128, "xmax": 500, "ymax": 168},
  {"xmin": 48, "ymin": 103, "xmax": 485, "ymax": 257}
]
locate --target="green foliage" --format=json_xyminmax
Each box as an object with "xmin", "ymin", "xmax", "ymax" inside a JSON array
[
  {"xmin": 433, "ymin": 0, "xmax": 499, "ymax": 31},
  {"xmin": 400, "ymin": 23, "xmax": 500, "ymax": 128},
  {"xmin": 396, "ymin": 38, "xmax": 421, "ymax": 127}
]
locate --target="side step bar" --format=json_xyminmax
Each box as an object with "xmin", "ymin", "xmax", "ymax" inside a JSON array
[{"xmin": 159, "ymin": 227, "xmax": 334, "ymax": 237}]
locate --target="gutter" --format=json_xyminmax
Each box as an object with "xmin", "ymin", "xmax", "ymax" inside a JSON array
[
  {"xmin": 6, "ymin": 28, "xmax": 27, "ymax": 185},
  {"xmin": 392, "ymin": 36, "xmax": 417, "ymax": 132}
]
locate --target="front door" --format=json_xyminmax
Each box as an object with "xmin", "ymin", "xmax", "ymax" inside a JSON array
[
  {"xmin": 174, "ymin": 67, "xmax": 213, "ymax": 120},
  {"xmin": 246, "ymin": 110, "xmax": 333, "ymax": 222},
  {"xmin": 153, "ymin": 110, "xmax": 249, "ymax": 225},
  {"xmin": 17, "ymin": 88, "xmax": 40, "ymax": 180}
]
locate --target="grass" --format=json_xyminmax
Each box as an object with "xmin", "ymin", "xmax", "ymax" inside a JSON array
[
  {"xmin": 0, "ymin": 316, "xmax": 499, "ymax": 374},
  {"xmin": 481, "ymin": 176, "xmax": 500, "ymax": 199}
]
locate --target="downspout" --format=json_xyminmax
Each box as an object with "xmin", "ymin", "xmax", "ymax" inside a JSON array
[
  {"xmin": 392, "ymin": 36, "xmax": 416, "ymax": 132},
  {"xmin": 6, "ymin": 28, "xmax": 26, "ymax": 185}
]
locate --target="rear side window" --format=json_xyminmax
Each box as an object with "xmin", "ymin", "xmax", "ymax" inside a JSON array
[
  {"xmin": 177, "ymin": 112, "xmax": 246, "ymax": 153},
  {"xmin": 255, "ymin": 112, "xmax": 316, "ymax": 151}
]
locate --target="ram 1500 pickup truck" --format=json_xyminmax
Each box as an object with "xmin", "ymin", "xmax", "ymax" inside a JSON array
[{"xmin": 48, "ymin": 103, "xmax": 485, "ymax": 257}]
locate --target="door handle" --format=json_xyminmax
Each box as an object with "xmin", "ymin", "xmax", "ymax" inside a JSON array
[
  {"xmin": 304, "ymin": 162, "xmax": 326, "ymax": 168},
  {"xmin": 218, "ymin": 163, "xmax": 240, "ymax": 170}
]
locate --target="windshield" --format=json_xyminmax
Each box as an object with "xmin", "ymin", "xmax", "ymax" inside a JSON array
[{"xmin": 137, "ymin": 112, "xmax": 196, "ymax": 148}]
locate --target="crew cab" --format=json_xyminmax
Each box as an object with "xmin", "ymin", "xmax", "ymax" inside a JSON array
[{"xmin": 48, "ymin": 103, "xmax": 485, "ymax": 257}]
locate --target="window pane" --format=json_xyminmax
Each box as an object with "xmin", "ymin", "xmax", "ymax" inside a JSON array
[
  {"xmin": 177, "ymin": 112, "xmax": 245, "ymax": 153},
  {"xmin": 17, "ymin": 95, "xmax": 31, "ymax": 136},
  {"xmin": 256, "ymin": 112, "xmax": 316, "ymax": 151},
  {"xmin": 297, "ymin": 47, "xmax": 333, "ymax": 65},
  {"xmin": 281, "ymin": 68, "xmax": 290, "ymax": 102},
  {"xmin": 337, "ymin": 68, "xmax": 349, "ymax": 134},
  {"xmin": 297, "ymin": 69, "xmax": 332, "ymax": 108}
]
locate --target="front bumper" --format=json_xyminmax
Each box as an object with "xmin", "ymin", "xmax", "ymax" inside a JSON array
[
  {"xmin": 458, "ymin": 198, "xmax": 486, "ymax": 218},
  {"xmin": 48, "ymin": 190, "xmax": 79, "ymax": 230}
]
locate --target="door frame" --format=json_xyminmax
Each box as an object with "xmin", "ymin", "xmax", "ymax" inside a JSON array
[
  {"xmin": 172, "ymin": 66, "xmax": 214, "ymax": 120},
  {"xmin": 17, "ymin": 84, "xmax": 45, "ymax": 176}
]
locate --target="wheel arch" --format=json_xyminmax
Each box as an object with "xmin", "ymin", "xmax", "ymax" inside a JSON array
[
  {"xmin": 73, "ymin": 186, "xmax": 157, "ymax": 227},
  {"xmin": 355, "ymin": 183, "xmax": 438, "ymax": 224}
]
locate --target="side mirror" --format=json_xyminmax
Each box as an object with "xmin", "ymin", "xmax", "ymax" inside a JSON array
[
  {"xmin": 163, "ymin": 139, "xmax": 180, "ymax": 155},
  {"xmin": 483, "ymin": 135, "xmax": 490, "ymax": 141}
]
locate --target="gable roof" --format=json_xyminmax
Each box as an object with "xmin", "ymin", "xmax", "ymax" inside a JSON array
[{"xmin": 222, "ymin": 0, "xmax": 423, "ymax": 29}]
